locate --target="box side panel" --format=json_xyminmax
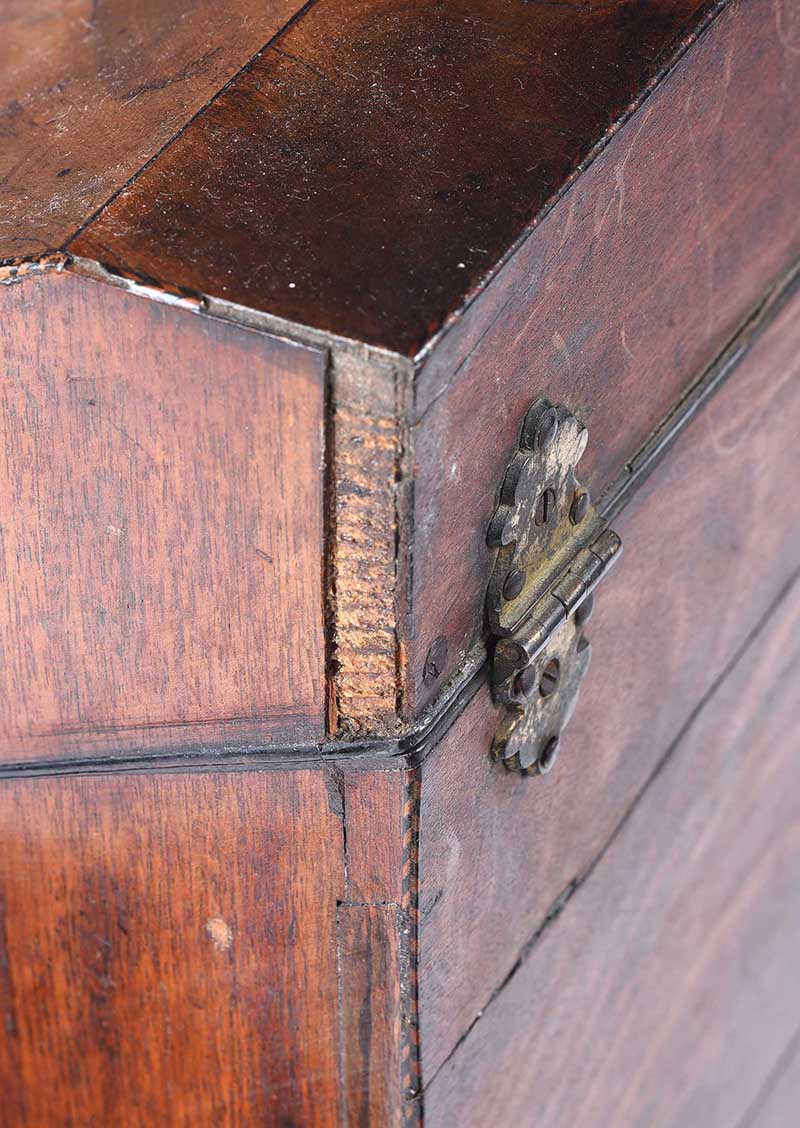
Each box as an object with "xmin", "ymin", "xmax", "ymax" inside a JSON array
[
  {"xmin": 425, "ymin": 575, "xmax": 800, "ymax": 1126},
  {"xmin": 418, "ymin": 281, "xmax": 800, "ymax": 1076},
  {"xmin": 0, "ymin": 271, "xmax": 326, "ymax": 761}
]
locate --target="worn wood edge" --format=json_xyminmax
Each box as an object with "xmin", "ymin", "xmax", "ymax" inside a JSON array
[
  {"xmin": 420, "ymin": 563, "xmax": 800, "ymax": 1097},
  {"xmin": 409, "ymin": 0, "xmax": 730, "ymax": 372},
  {"xmin": 69, "ymin": 252, "xmax": 411, "ymax": 365},
  {"xmin": 0, "ymin": 252, "xmax": 69, "ymax": 285}
]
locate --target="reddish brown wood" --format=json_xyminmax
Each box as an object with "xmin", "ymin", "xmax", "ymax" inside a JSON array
[
  {"xmin": 338, "ymin": 767, "xmax": 412, "ymax": 1123},
  {"xmin": 0, "ymin": 768, "xmax": 345, "ymax": 1125},
  {"xmin": 0, "ymin": 272, "xmax": 326, "ymax": 761},
  {"xmin": 343, "ymin": 767, "xmax": 407, "ymax": 905},
  {"xmin": 418, "ymin": 284, "xmax": 800, "ymax": 1076},
  {"xmin": 70, "ymin": 0, "xmax": 711, "ymax": 352},
  {"xmin": 14, "ymin": 0, "xmax": 797, "ymax": 740},
  {"xmin": 339, "ymin": 904, "xmax": 403, "ymax": 1127},
  {"xmin": 0, "ymin": 0, "xmax": 307, "ymax": 258},
  {"xmin": 406, "ymin": 0, "xmax": 800, "ymax": 713},
  {"xmin": 425, "ymin": 577, "xmax": 800, "ymax": 1126}
]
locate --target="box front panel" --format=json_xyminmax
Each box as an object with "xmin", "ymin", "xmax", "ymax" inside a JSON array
[
  {"xmin": 418, "ymin": 277, "xmax": 800, "ymax": 1080},
  {"xmin": 0, "ymin": 768, "xmax": 344, "ymax": 1125}
]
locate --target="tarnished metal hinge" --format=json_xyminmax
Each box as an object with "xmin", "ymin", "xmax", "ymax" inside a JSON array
[{"xmin": 486, "ymin": 398, "xmax": 622, "ymax": 775}]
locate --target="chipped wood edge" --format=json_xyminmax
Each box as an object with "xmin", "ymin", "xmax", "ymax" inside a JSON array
[{"xmin": 0, "ymin": 252, "xmax": 69, "ymax": 285}]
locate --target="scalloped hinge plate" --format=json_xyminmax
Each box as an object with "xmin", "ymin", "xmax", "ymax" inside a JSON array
[{"xmin": 486, "ymin": 398, "xmax": 622, "ymax": 775}]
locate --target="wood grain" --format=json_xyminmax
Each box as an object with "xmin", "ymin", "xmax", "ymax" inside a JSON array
[
  {"xmin": 417, "ymin": 283, "xmax": 800, "ymax": 1076},
  {"xmin": 0, "ymin": 271, "xmax": 326, "ymax": 761},
  {"xmin": 425, "ymin": 576, "xmax": 800, "ymax": 1126},
  {"xmin": 71, "ymin": 0, "xmax": 710, "ymax": 352},
  {"xmin": 342, "ymin": 766, "xmax": 406, "ymax": 906},
  {"xmin": 339, "ymin": 904, "xmax": 403, "ymax": 1128},
  {"xmin": 338, "ymin": 767, "xmax": 411, "ymax": 1123},
  {"xmin": 0, "ymin": 768, "xmax": 345, "ymax": 1126},
  {"xmin": 0, "ymin": 0, "xmax": 307, "ymax": 258},
  {"xmin": 406, "ymin": 0, "xmax": 800, "ymax": 713}
]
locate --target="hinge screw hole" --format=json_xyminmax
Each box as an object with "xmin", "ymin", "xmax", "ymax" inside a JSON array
[
  {"xmin": 534, "ymin": 487, "xmax": 556, "ymax": 527},
  {"xmin": 539, "ymin": 657, "xmax": 561, "ymax": 697}
]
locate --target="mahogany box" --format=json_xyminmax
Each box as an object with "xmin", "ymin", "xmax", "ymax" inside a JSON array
[{"xmin": 1, "ymin": 1, "xmax": 799, "ymax": 1124}]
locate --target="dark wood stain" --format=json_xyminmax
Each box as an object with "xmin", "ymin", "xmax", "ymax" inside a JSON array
[
  {"xmin": 0, "ymin": 0, "xmax": 308, "ymax": 257},
  {"xmin": 0, "ymin": 769, "xmax": 345, "ymax": 1125},
  {"xmin": 425, "ymin": 576, "xmax": 800, "ymax": 1125},
  {"xmin": 71, "ymin": 0, "xmax": 710, "ymax": 353},
  {"xmin": 418, "ymin": 284, "xmax": 800, "ymax": 1076},
  {"xmin": 0, "ymin": 272, "xmax": 327, "ymax": 761},
  {"xmin": 405, "ymin": 0, "xmax": 800, "ymax": 715}
]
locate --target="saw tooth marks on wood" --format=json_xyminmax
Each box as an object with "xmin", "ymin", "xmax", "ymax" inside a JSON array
[{"xmin": 328, "ymin": 352, "xmax": 407, "ymax": 735}]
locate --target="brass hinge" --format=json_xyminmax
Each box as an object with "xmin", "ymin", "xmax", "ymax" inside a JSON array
[{"xmin": 486, "ymin": 398, "xmax": 622, "ymax": 775}]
